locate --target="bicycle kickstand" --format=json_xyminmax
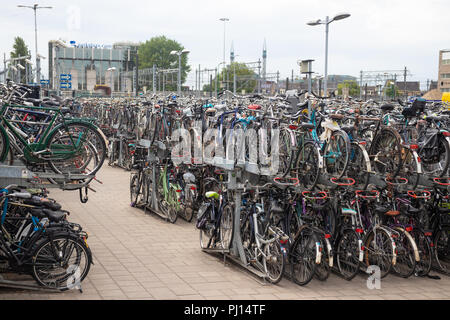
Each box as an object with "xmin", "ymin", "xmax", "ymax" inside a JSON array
[{"xmin": 79, "ymin": 187, "xmax": 89, "ymax": 204}]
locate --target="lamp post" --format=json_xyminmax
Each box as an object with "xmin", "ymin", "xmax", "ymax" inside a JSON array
[
  {"xmin": 219, "ymin": 18, "xmax": 229, "ymax": 89},
  {"xmin": 307, "ymin": 13, "xmax": 350, "ymax": 97},
  {"xmin": 170, "ymin": 49, "xmax": 190, "ymax": 96},
  {"xmin": 107, "ymin": 67, "xmax": 117, "ymax": 98},
  {"xmin": 18, "ymin": 4, "xmax": 53, "ymax": 83}
]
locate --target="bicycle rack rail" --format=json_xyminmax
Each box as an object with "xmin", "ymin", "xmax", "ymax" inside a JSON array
[
  {"xmin": 0, "ymin": 274, "xmax": 62, "ymax": 292},
  {"xmin": 0, "ymin": 165, "xmax": 95, "ymax": 191}
]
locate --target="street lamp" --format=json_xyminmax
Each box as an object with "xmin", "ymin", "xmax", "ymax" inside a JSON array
[
  {"xmin": 219, "ymin": 18, "xmax": 229, "ymax": 89},
  {"xmin": 18, "ymin": 4, "xmax": 53, "ymax": 83},
  {"xmin": 107, "ymin": 67, "xmax": 117, "ymax": 97},
  {"xmin": 307, "ymin": 12, "xmax": 350, "ymax": 97},
  {"xmin": 170, "ymin": 49, "xmax": 190, "ymax": 96}
]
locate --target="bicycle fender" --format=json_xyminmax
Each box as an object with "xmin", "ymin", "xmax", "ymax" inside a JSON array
[
  {"xmin": 395, "ymin": 227, "xmax": 420, "ymax": 262},
  {"xmin": 0, "ymin": 125, "xmax": 9, "ymax": 162}
]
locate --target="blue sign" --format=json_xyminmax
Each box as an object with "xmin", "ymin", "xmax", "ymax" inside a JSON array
[
  {"xmin": 60, "ymin": 74, "xmax": 72, "ymax": 81},
  {"xmin": 40, "ymin": 80, "xmax": 50, "ymax": 85},
  {"xmin": 60, "ymin": 83, "xmax": 72, "ymax": 89}
]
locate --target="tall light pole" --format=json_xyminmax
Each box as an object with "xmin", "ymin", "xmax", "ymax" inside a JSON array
[
  {"xmin": 307, "ymin": 13, "xmax": 350, "ymax": 97},
  {"xmin": 219, "ymin": 18, "xmax": 229, "ymax": 89},
  {"xmin": 107, "ymin": 67, "xmax": 117, "ymax": 98},
  {"xmin": 170, "ymin": 49, "xmax": 190, "ymax": 96},
  {"xmin": 18, "ymin": 4, "xmax": 53, "ymax": 83}
]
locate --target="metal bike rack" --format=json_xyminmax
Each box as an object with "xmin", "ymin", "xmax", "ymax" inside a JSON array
[
  {"xmin": 0, "ymin": 165, "xmax": 95, "ymax": 191},
  {"xmin": 0, "ymin": 274, "xmax": 62, "ymax": 292}
]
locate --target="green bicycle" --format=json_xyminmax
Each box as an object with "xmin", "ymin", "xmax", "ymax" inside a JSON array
[
  {"xmin": 0, "ymin": 103, "xmax": 107, "ymax": 177},
  {"xmin": 156, "ymin": 163, "xmax": 181, "ymax": 224}
]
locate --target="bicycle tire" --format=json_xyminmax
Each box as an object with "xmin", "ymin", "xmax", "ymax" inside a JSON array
[
  {"xmin": 289, "ymin": 226, "xmax": 318, "ymax": 286},
  {"xmin": 46, "ymin": 122, "xmax": 106, "ymax": 176},
  {"xmin": 336, "ymin": 228, "xmax": 361, "ymax": 281},
  {"xmin": 31, "ymin": 233, "xmax": 92, "ymax": 291},
  {"xmin": 219, "ymin": 203, "xmax": 234, "ymax": 250},
  {"xmin": 364, "ymin": 228, "xmax": 395, "ymax": 279},
  {"xmin": 391, "ymin": 228, "xmax": 417, "ymax": 278},
  {"xmin": 324, "ymin": 129, "xmax": 351, "ymax": 179}
]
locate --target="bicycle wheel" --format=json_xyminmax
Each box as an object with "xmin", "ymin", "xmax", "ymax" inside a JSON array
[
  {"xmin": 294, "ymin": 141, "xmax": 320, "ymax": 190},
  {"xmin": 265, "ymin": 238, "xmax": 285, "ymax": 284},
  {"xmin": 31, "ymin": 233, "xmax": 91, "ymax": 291},
  {"xmin": 219, "ymin": 203, "xmax": 234, "ymax": 250},
  {"xmin": 130, "ymin": 173, "xmax": 139, "ymax": 207},
  {"xmin": 336, "ymin": 229, "xmax": 361, "ymax": 281},
  {"xmin": 433, "ymin": 229, "xmax": 450, "ymax": 274},
  {"xmin": 199, "ymin": 206, "xmax": 215, "ymax": 249},
  {"xmin": 324, "ymin": 130, "xmax": 350, "ymax": 179},
  {"xmin": 347, "ymin": 142, "xmax": 370, "ymax": 189},
  {"xmin": 167, "ymin": 188, "xmax": 178, "ymax": 224},
  {"xmin": 364, "ymin": 228, "xmax": 394, "ymax": 278},
  {"xmin": 413, "ymin": 230, "xmax": 432, "ymax": 277},
  {"xmin": 314, "ymin": 235, "xmax": 330, "ymax": 282},
  {"xmin": 400, "ymin": 149, "xmax": 420, "ymax": 190},
  {"xmin": 279, "ymin": 128, "xmax": 293, "ymax": 176},
  {"xmin": 391, "ymin": 228, "xmax": 417, "ymax": 278},
  {"xmin": 369, "ymin": 128, "xmax": 402, "ymax": 177},
  {"xmin": 46, "ymin": 122, "xmax": 106, "ymax": 176},
  {"xmin": 289, "ymin": 227, "xmax": 318, "ymax": 286},
  {"xmin": 0, "ymin": 126, "xmax": 10, "ymax": 165}
]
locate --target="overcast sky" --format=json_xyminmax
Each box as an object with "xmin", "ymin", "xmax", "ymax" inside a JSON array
[{"xmin": 1, "ymin": 0, "xmax": 449, "ymax": 89}]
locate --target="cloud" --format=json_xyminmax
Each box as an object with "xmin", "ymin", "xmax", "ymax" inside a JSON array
[{"xmin": 1, "ymin": 0, "xmax": 448, "ymax": 88}]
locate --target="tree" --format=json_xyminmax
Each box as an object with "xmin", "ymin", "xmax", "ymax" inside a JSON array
[
  {"xmin": 10, "ymin": 37, "xmax": 30, "ymax": 83},
  {"xmin": 385, "ymin": 83, "xmax": 400, "ymax": 99},
  {"xmin": 138, "ymin": 36, "xmax": 191, "ymax": 91},
  {"xmin": 338, "ymin": 80, "xmax": 360, "ymax": 97},
  {"xmin": 203, "ymin": 62, "xmax": 257, "ymax": 94}
]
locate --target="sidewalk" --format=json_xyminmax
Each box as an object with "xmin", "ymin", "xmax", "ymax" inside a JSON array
[{"xmin": 1, "ymin": 165, "xmax": 449, "ymax": 300}]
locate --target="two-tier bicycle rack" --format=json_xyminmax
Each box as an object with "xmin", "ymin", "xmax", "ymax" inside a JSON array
[{"xmin": 0, "ymin": 161, "xmax": 95, "ymax": 292}]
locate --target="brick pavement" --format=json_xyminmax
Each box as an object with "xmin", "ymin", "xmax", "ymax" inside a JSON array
[{"xmin": 1, "ymin": 165, "xmax": 449, "ymax": 300}]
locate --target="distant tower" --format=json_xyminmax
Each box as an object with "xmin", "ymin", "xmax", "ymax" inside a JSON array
[
  {"xmin": 262, "ymin": 39, "xmax": 267, "ymax": 81},
  {"xmin": 230, "ymin": 41, "xmax": 235, "ymax": 63}
]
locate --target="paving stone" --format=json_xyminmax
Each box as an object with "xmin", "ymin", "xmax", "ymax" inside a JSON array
[{"xmin": 1, "ymin": 165, "xmax": 448, "ymax": 300}]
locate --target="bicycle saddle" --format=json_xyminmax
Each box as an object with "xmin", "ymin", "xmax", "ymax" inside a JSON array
[
  {"xmin": 299, "ymin": 123, "xmax": 315, "ymax": 130},
  {"xmin": 406, "ymin": 205, "xmax": 421, "ymax": 215},
  {"xmin": 205, "ymin": 191, "xmax": 219, "ymax": 199},
  {"xmin": 341, "ymin": 125, "xmax": 355, "ymax": 133},
  {"xmin": 312, "ymin": 203, "xmax": 328, "ymax": 211},
  {"xmin": 42, "ymin": 209, "xmax": 67, "ymax": 222},
  {"xmin": 374, "ymin": 205, "xmax": 390, "ymax": 214},
  {"xmin": 270, "ymin": 200, "xmax": 284, "ymax": 214},
  {"xmin": 380, "ymin": 104, "xmax": 395, "ymax": 112}
]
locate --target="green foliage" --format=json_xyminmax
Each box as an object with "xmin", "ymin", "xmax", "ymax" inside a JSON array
[
  {"xmin": 138, "ymin": 36, "xmax": 191, "ymax": 91},
  {"xmin": 203, "ymin": 62, "xmax": 257, "ymax": 94},
  {"xmin": 337, "ymin": 80, "xmax": 360, "ymax": 97},
  {"xmin": 385, "ymin": 85, "xmax": 400, "ymax": 98},
  {"xmin": 10, "ymin": 37, "xmax": 30, "ymax": 82}
]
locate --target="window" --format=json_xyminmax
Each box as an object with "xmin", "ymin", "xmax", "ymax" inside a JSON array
[
  {"xmin": 441, "ymin": 88, "xmax": 450, "ymax": 92},
  {"xmin": 443, "ymin": 60, "xmax": 450, "ymax": 65},
  {"xmin": 442, "ymin": 74, "xmax": 450, "ymax": 78}
]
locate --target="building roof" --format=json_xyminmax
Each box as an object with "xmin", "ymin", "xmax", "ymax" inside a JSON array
[
  {"xmin": 395, "ymin": 81, "xmax": 420, "ymax": 92},
  {"xmin": 422, "ymin": 89, "xmax": 442, "ymax": 100}
]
